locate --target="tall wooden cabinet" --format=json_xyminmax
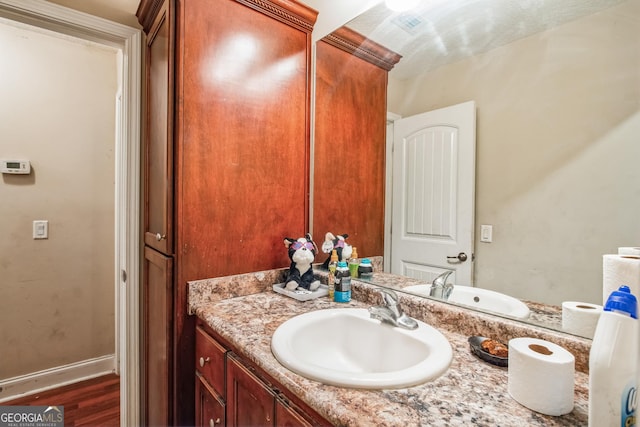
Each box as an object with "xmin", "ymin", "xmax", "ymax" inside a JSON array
[
  {"xmin": 139, "ymin": 0, "xmax": 175, "ymax": 424},
  {"xmin": 137, "ymin": 0, "xmax": 317, "ymax": 424},
  {"xmin": 313, "ymin": 27, "xmax": 401, "ymax": 260}
]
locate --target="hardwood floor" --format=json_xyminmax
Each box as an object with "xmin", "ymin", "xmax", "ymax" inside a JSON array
[{"xmin": 3, "ymin": 374, "xmax": 120, "ymax": 426}]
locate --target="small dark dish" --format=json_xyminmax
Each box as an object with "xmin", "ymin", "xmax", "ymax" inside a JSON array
[{"xmin": 468, "ymin": 336, "xmax": 509, "ymax": 367}]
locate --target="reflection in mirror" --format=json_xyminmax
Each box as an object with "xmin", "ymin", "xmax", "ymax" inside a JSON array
[{"xmin": 343, "ymin": 0, "xmax": 640, "ymax": 338}]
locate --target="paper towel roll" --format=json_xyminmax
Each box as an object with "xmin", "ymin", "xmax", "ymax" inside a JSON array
[
  {"xmin": 619, "ymin": 247, "xmax": 640, "ymax": 256},
  {"xmin": 508, "ymin": 337, "xmax": 575, "ymax": 416},
  {"xmin": 603, "ymin": 254, "xmax": 640, "ymax": 304},
  {"xmin": 561, "ymin": 301, "xmax": 602, "ymax": 339}
]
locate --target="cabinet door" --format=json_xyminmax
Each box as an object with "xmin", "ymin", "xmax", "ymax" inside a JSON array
[
  {"xmin": 226, "ymin": 354, "xmax": 276, "ymax": 427},
  {"xmin": 143, "ymin": 0, "xmax": 174, "ymax": 254},
  {"xmin": 143, "ymin": 246, "xmax": 173, "ymax": 426},
  {"xmin": 195, "ymin": 373, "xmax": 224, "ymax": 427},
  {"xmin": 275, "ymin": 399, "xmax": 313, "ymax": 427},
  {"xmin": 314, "ymin": 30, "xmax": 399, "ymax": 259},
  {"xmin": 177, "ymin": 0, "xmax": 311, "ymax": 279}
]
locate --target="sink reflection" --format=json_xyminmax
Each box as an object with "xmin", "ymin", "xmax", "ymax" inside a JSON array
[{"xmin": 404, "ymin": 284, "xmax": 531, "ymax": 320}]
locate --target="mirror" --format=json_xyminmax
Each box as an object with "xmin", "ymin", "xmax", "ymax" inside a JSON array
[{"xmin": 338, "ymin": 0, "xmax": 640, "ymax": 336}]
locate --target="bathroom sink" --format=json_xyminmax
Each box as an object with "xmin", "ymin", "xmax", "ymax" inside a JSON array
[
  {"xmin": 271, "ymin": 308, "xmax": 452, "ymax": 389},
  {"xmin": 404, "ymin": 284, "xmax": 531, "ymax": 320}
]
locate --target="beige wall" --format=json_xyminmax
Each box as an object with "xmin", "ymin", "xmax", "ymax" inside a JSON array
[
  {"xmin": 388, "ymin": 0, "xmax": 640, "ymax": 305},
  {"xmin": 0, "ymin": 19, "xmax": 117, "ymax": 378}
]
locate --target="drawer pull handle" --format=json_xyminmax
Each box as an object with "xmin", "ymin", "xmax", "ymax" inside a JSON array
[
  {"xmin": 209, "ymin": 418, "xmax": 221, "ymax": 427},
  {"xmin": 155, "ymin": 233, "xmax": 166, "ymax": 241},
  {"xmin": 199, "ymin": 356, "xmax": 210, "ymax": 367}
]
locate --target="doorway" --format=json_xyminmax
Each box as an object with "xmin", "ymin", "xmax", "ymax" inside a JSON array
[{"xmin": 0, "ymin": 1, "xmax": 141, "ymax": 425}]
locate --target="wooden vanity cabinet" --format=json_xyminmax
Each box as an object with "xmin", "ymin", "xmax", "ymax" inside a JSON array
[
  {"xmin": 195, "ymin": 321, "xmax": 329, "ymax": 427},
  {"xmin": 226, "ymin": 354, "xmax": 276, "ymax": 426},
  {"xmin": 314, "ymin": 27, "xmax": 401, "ymax": 258},
  {"xmin": 195, "ymin": 373, "xmax": 225, "ymax": 427},
  {"xmin": 195, "ymin": 324, "xmax": 227, "ymax": 427},
  {"xmin": 137, "ymin": 0, "xmax": 317, "ymax": 424},
  {"xmin": 227, "ymin": 354, "xmax": 315, "ymax": 427},
  {"xmin": 275, "ymin": 401, "xmax": 314, "ymax": 427}
]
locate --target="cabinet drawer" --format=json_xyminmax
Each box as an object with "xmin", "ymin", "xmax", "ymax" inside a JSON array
[{"xmin": 195, "ymin": 325, "xmax": 228, "ymax": 397}]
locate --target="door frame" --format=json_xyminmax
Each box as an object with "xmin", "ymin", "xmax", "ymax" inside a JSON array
[
  {"xmin": 384, "ymin": 111, "xmax": 402, "ymax": 272},
  {"xmin": 0, "ymin": 1, "xmax": 142, "ymax": 425}
]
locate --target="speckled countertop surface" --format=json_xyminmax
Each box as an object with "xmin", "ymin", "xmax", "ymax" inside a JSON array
[{"xmin": 188, "ymin": 269, "xmax": 589, "ymax": 426}]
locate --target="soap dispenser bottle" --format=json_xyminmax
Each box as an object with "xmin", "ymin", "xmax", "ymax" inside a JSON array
[
  {"xmin": 334, "ymin": 261, "xmax": 351, "ymax": 303},
  {"xmin": 358, "ymin": 258, "xmax": 373, "ymax": 279},
  {"xmin": 348, "ymin": 247, "xmax": 359, "ymax": 278},
  {"xmin": 327, "ymin": 249, "xmax": 338, "ymax": 300},
  {"xmin": 589, "ymin": 285, "xmax": 638, "ymax": 427}
]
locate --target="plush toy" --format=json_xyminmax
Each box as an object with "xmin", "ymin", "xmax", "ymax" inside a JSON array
[
  {"xmin": 283, "ymin": 233, "xmax": 321, "ymax": 291},
  {"xmin": 321, "ymin": 232, "xmax": 353, "ymax": 269}
]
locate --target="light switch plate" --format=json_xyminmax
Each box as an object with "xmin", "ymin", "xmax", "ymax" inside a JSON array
[
  {"xmin": 33, "ymin": 220, "xmax": 48, "ymax": 239},
  {"xmin": 480, "ymin": 224, "xmax": 492, "ymax": 243}
]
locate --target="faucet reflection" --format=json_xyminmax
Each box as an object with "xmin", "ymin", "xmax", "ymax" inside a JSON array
[
  {"xmin": 368, "ymin": 288, "xmax": 418, "ymax": 330},
  {"xmin": 430, "ymin": 271, "xmax": 454, "ymax": 300}
]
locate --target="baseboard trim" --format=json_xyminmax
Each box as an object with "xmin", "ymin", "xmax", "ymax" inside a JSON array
[{"xmin": 0, "ymin": 355, "xmax": 116, "ymax": 402}]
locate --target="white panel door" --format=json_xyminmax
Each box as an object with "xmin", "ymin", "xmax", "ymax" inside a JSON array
[{"xmin": 391, "ymin": 101, "xmax": 476, "ymax": 285}]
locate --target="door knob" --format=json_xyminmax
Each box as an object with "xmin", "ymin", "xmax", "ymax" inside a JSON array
[{"xmin": 447, "ymin": 252, "xmax": 468, "ymax": 263}]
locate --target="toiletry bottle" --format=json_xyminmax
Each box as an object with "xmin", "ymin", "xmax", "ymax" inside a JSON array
[
  {"xmin": 358, "ymin": 258, "xmax": 373, "ymax": 279},
  {"xmin": 589, "ymin": 285, "xmax": 638, "ymax": 427},
  {"xmin": 327, "ymin": 249, "xmax": 338, "ymax": 300},
  {"xmin": 348, "ymin": 247, "xmax": 359, "ymax": 278},
  {"xmin": 334, "ymin": 261, "xmax": 351, "ymax": 303}
]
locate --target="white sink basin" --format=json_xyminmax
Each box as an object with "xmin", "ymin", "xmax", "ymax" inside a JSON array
[
  {"xmin": 404, "ymin": 285, "xmax": 531, "ymax": 320},
  {"xmin": 271, "ymin": 308, "xmax": 452, "ymax": 389}
]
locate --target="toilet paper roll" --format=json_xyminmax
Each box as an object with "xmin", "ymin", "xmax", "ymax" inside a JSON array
[
  {"xmin": 561, "ymin": 301, "xmax": 602, "ymax": 339},
  {"xmin": 508, "ymin": 337, "xmax": 574, "ymax": 416},
  {"xmin": 603, "ymin": 254, "xmax": 640, "ymax": 304},
  {"xmin": 619, "ymin": 247, "xmax": 640, "ymax": 256}
]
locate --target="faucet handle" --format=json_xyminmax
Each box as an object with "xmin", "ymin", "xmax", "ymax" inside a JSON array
[{"xmin": 376, "ymin": 288, "xmax": 399, "ymax": 306}]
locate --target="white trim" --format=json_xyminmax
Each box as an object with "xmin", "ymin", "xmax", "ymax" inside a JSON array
[
  {"xmin": 0, "ymin": 355, "xmax": 116, "ymax": 403},
  {"xmin": 0, "ymin": 1, "xmax": 141, "ymax": 425},
  {"xmin": 115, "ymin": 86, "xmax": 123, "ymax": 377},
  {"xmin": 384, "ymin": 112, "xmax": 402, "ymax": 272},
  {"xmin": 309, "ymin": 42, "xmax": 316, "ymax": 235},
  {"xmin": 118, "ymin": 28, "xmax": 142, "ymax": 427}
]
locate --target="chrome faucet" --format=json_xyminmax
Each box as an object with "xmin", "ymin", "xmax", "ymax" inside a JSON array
[
  {"xmin": 368, "ymin": 288, "xmax": 418, "ymax": 330},
  {"xmin": 430, "ymin": 271, "xmax": 454, "ymax": 300}
]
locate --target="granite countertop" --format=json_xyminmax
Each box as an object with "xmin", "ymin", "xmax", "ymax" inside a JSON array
[{"xmin": 188, "ymin": 269, "xmax": 589, "ymax": 427}]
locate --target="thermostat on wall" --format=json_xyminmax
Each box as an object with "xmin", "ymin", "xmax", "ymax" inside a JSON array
[{"xmin": 1, "ymin": 159, "xmax": 31, "ymax": 174}]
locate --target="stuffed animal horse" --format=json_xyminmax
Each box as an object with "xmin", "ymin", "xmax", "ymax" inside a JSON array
[{"xmin": 283, "ymin": 233, "xmax": 321, "ymax": 291}]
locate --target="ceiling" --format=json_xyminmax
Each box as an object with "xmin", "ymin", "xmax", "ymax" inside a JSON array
[
  {"xmin": 47, "ymin": 0, "xmax": 629, "ymax": 80},
  {"xmin": 346, "ymin": 0, "xmax": 629, "ymax": 79}
]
